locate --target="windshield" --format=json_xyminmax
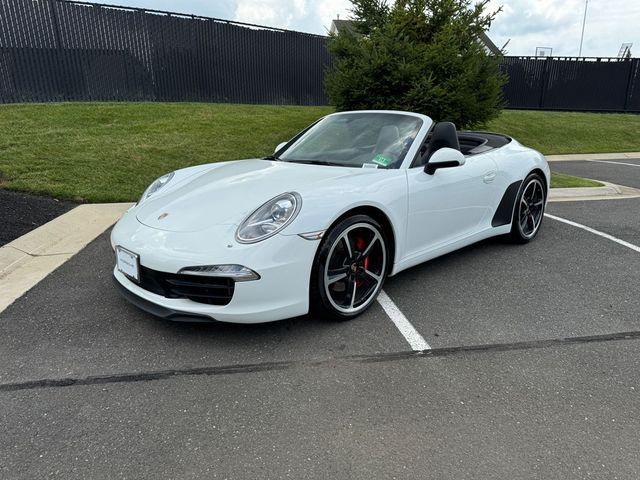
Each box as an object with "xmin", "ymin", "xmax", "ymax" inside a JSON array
[{"xmin": 277, "ymin": 113, "xmax": 423, "ymax": 169}]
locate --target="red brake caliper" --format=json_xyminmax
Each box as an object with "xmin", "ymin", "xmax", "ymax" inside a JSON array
[{"xmin": 355, "ymin": 237, "xmax": 367, "ymax": 288}]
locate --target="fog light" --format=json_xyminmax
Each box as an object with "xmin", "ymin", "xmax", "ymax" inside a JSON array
[{"xmin": 178, "ymin": 265, "xmax": 260, "ymax": 282}]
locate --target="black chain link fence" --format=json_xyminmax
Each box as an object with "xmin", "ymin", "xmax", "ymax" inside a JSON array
[
  {"xmin": 1, "ymin": 0, "xmax": 639, "ymax": 112},
  {"xmin": 0, "ymin": 0, "xmax": 332, "ymax": 105},
  {"xmin": 501, "ymin": 56, "xmax": 640, "ymax": 112}
]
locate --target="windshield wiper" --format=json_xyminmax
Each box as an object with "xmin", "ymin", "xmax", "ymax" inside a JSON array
[
  {"xmin": 285, "ymin": 159, "xmax": 346, "ymax": 167},
  {"xmin": 263, "ymin": 155, "xmax": 281, "ymax": 161}
]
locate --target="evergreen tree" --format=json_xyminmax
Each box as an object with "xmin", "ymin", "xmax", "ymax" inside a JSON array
[{"xmin": 326, "ymin": 0, "xmax": 505, "ymax": 128}]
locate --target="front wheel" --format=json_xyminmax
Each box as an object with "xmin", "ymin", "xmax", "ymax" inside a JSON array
[
  {"xmin": 310, "ymin": 215, "xmax": 388, "ymax": 321},
  {"xmin": 510, "ymin": 173, "xmax": 546, "ymax": 243}
]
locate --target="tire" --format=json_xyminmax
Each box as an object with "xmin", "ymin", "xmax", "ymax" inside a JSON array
[
  {"xmin": 310, "ymin": 215, "xmax": 388, "ymax": 321},
  {"xmin": 510, "ymin": 173, "xmax": 546, "ymax": 243}
]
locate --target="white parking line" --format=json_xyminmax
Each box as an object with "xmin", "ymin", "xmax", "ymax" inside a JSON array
[
  {"xmin": 377, "ymin": 290, "xmax": 431, "ymax": 351},
  {"xmin": 545, "ymin": 214, "xmax": 640, "ymax": 253},
  {"xmin": 587, "ymin": 159, "xmax": 640, "ymax": 168}
]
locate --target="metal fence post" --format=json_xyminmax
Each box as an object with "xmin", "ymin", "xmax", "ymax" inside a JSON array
[
  {"xmin": 623, "ymin": 58, "xmax": 637, "ymax": 112},
  {"xmin": 538, "ymin": 57, "xmax": 550, "ymax": 109},
  {"xmin": 49, "ymin": 0, "xmax": 63, "ymax": 48}
]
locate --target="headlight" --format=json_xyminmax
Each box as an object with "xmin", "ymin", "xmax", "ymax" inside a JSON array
[
  {"xmin": 139, "ymin": 172, "xmax": 175, "ymax": 203},
  {"xmin": 236, "ymin": 192, "xmax": 302, "ymax": 243}
]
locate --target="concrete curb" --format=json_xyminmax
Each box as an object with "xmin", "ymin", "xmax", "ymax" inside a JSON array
[
  {"xmin": 546, "ymin": 152, "xmax": 640, "ymax": 162},
  {"xmin": 548, "ymin": 180, "xmax": 640, "ymax": 202},
  {"xmin": 0, "ymin": 203, "xmax": 134, "ymax": 314}
]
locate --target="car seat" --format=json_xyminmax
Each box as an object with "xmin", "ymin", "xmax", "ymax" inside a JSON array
[
  {"xmin": 375, "ymin": 125, "xmax": 400, "ymax": 153},
  {"xmin": 422, "ymin": 122, "xmax": 460, "ymax": 163}
]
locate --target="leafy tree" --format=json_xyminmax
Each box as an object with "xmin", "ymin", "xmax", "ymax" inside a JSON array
[{"xmin": 326, "ymin": 0, "xmax": 506, "ymax": 128}]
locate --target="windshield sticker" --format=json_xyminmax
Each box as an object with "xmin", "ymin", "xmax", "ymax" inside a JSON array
[
  {"xmin": 362, "ymin": 163, "xmax": 379, "ymax": 169},
  {"xmin": 372, "ymin": 154, "xmax": 392, "ymax": 167}
]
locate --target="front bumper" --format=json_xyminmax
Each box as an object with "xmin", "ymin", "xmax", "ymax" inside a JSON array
[
  {"xmin": 112, "ymin": 275, "xmax": 215, "ymax": 322},
  {"xmin": 110, "ymin": 209, "xmax": 319, "ymax": 324}
]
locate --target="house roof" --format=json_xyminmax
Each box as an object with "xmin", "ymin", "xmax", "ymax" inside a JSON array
[
  {"xmin": 478, "ymin": 31, "xmax": 501, "ymax": 55},
  {"xmin": 330, "ymin": 19, "xmax": 357, "ymax": 35}
]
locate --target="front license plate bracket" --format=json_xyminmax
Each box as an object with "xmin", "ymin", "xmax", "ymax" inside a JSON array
[{"xmin": 116, "ymin": 246, "xmax": 140, "ymax": 283}]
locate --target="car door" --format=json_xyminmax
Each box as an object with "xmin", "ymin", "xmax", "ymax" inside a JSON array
[{"xmin": 403, "ymin": 153, "xmax": 500, "ymax": 259}]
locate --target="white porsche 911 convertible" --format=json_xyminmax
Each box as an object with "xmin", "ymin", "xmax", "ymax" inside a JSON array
[{"xmin": 111, "ymin": 110, "xmax": 550, "ymax": 323}]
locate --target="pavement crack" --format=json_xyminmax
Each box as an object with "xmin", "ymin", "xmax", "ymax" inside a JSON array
[
  {"xmin": 3, "ymin": 245, "xmax": 74, "ymax": 257},
  {"xmin": 2, "ymin": 330, "xmax": 640, "ymax": 393}
]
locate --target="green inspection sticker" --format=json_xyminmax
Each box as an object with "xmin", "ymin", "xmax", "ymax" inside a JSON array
[{"xmin": 371, "ymin": 154, "xmax": 392, "ymax": 167}]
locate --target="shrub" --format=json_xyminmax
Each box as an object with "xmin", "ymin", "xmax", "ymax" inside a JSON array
[{"xmin": 326, "ymin": 0, "xmax": 506, "ymax": 128}]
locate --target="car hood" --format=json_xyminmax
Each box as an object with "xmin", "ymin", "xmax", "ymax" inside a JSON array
[{"xmin": 135, "ymin": 159, "xmax": 382, "ymax": 233}]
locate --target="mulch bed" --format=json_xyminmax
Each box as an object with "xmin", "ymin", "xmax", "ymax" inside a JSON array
[{"xmin": 0, "ymin": 190, "xmax": 77, "ymax": 247}]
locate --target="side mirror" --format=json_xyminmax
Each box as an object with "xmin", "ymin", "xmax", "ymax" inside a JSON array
[
  {"xmin": 424, "ymin": 148, "xmax": 466, "ymax": 175},
  {"xmin": 275, "ymin": 142, "xmax": 288, "ymax": 154}
]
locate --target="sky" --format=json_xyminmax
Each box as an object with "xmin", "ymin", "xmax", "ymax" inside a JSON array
[{"xmin": 96, "ymin": 0, "xmax": 639, "ymax": 58}]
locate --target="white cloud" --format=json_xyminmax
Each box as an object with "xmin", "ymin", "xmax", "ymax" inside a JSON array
[
  {"xmin": 234, "ymin": 0, "xmax": 351, "ymax": 33},
  {"xmin": 489, "ymin": 0, "xmax": 640, "ymax": 57},
  {"xmin": 235, "ymin": 0, "xmax": 307, "ymax": 29}
]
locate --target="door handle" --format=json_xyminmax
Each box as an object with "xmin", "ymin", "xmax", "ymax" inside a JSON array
[{"xmin": 483, "ymin": 171, "xmax": 497, "ymax": 183}]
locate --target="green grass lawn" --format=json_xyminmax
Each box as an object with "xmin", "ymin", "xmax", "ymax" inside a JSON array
[
  {"xmin": 550, "ymin": 172, "xmax": 603, "ymax": 188},
  {"xmin": 0, "ymin": 103, "xmax": 635, "ymax": 202},
  {"xmin": 487, "ymin": 110, "xmax": 640, "ymax": 156},
  {"xmin": 0, "ymin": 103, "xmax": 332, "ymax": 202}
]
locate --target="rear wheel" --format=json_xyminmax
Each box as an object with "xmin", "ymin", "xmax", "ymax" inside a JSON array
[
  {"xmin": 311, "ymin": 215, "xmax": 387, "ymax": 321},
  {"xmin": 510, "ymin": 173, "xmax": 546, "ymax": 243}
]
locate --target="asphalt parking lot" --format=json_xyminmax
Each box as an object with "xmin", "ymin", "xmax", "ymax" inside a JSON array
[
  {"xmin": 2, "ymin": 159, "xmax": 640, "ymax": 479},
  {"xmin": 552, "ymin": 157, "xmax": 640, "ymax": 189}
]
